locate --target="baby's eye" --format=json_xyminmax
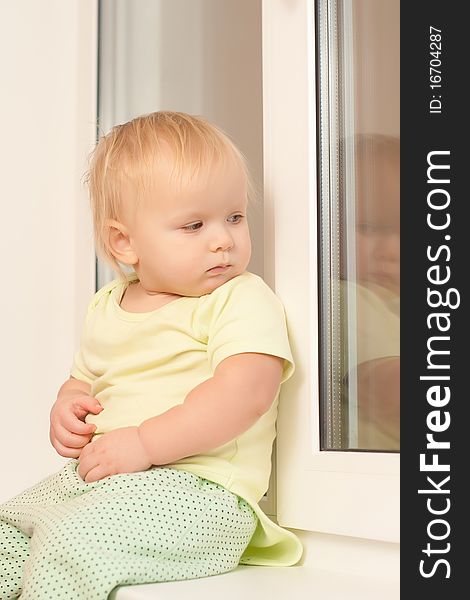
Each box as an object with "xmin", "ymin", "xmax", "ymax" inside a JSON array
[
  {"xmin": 227, "ymin": 214, "xmax": 244, "ymax": 224},
  {"xmin": 357, "ymin": 222, "xmax": 375, "ymax": 234},
  {"xmin": 182, "ymin": 221, "xmax": 203, "ymax": 232}
]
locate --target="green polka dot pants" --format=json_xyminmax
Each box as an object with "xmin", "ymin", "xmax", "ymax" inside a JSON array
[{"xmin": 0, "ymin": 460, "xmax": 258, "ymax": 599}]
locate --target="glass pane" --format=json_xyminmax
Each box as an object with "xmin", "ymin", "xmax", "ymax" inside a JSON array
[{"xmin": 317, "ymin": 0, "xmax": 400, "ymax": 451}]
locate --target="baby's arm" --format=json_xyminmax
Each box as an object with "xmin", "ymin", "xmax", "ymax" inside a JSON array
[
  {"xmin": 139, "ymin": 352, "xmax": 284, "ymax": 464},
  {"xmin": 356, "ymin": 356, "xmax": 400, "ymax": 448},
  {"xmin": 50, "ymin": 376, "xmax": 103, "ymax": 458},
  {"xmin": 77, "ymin": 352, "xmax": 283, "ymax": 482}
]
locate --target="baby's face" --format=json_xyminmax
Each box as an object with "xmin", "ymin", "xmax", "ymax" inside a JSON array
[
  {"xmin": 125, "ymin": 156, "xmax": 252, "ymax": 297},
  {"xmin": 355, "ymin": 149, "xmax": 400, "ymax": 296}
]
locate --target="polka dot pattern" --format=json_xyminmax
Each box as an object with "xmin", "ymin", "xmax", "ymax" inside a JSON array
[{"xmin": 0, "ymin": 461, "xmax": 258, "ymax": 599}]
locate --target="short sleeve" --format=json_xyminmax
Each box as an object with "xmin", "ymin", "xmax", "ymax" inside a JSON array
[
  {"xmin": 70, "ymin": 299, "xmax": 97, "ymax": 384},
  {"xmin": 69, "ymin": 280, "xmax": 118, "ymax": 384},
  {"xmin": 341, "ymin": 281, "xmax": 399, "ymax": 379},
  {"xmin": 70, "ymin": 349, "xmax": 95, "ymax": 384},
  {"xmin": 203, "ymin": 274, "xmax": 295, "ymax": 384}
]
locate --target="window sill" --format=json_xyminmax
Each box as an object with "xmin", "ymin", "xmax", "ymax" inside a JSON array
[{"xmin": 114, "ymin": 530, "xmax": 400, "ymax": 600}]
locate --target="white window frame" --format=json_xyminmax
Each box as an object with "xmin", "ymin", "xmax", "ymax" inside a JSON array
[{"xmin": 263, "ymin": 0, "xmax": 399, "ymax": 543}]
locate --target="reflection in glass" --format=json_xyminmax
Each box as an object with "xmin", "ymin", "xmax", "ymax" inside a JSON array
[
  {"xmin": 317, "ymin": 0, "xmax": 400, "ymax": 451},
  {"xmin": 342, "ymin": 134, "xmax": 400, "ymax": 451}
]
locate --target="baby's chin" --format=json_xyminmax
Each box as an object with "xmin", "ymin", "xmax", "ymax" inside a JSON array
[
  {"xmin": 194, "ymin": 270, "xmax": 244, "ymax": 297},
  {"xmin": 358, "ymin": 277, "xmax": 400, "ymax": 299}
]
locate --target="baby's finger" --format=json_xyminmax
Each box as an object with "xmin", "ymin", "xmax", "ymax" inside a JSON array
[
  {"xmin": 54, "ymin": 422, "xmax": 93, "ymax": 448},
  {"xmin": 50, "ymin": 434, "xmax": 82, "ymax": 459},
  {"xmin": 61, "ymin": 411, "xmax": 97, "ymax": 435},
  {"xmin": 77, "ymin": 450, "xmax": 97, "ymax": 481},
  {"xmin": 76, "ymin": 396, "xmax": 103, "ymax": 415},
  {"xmin": 84, "ymin": 464, "xmax": 110, "ymax": 484}
]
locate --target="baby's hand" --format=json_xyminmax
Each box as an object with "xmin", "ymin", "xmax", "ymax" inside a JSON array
[
  {"xmin": 50, "ymin": 391, "xmax": 103, "ymax": 458},
  {"xmin": 78, "ymin": 427, "xmax": 152, "ymax": 483}
]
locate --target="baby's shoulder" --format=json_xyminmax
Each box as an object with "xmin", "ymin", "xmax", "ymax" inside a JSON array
[
  {"xmin": 87, "ymin": 274, "xmax": 136, "ymax": 312},
  {"xmin": 196, "ymin": 271, "xmax": 285, "ymax": 327},
  {"xmin": 205, "ymin": 271, "xmax": 277, "ymax": 304}
]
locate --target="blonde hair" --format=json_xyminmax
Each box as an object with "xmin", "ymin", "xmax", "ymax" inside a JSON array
[{"xmin": 85, "ymin": 111, "xmax": 256, "ymax": 281}]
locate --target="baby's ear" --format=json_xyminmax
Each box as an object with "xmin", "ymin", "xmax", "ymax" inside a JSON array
[{"xmin": 105, "ymin": 219, "xmax": 138, "ymax": 266}]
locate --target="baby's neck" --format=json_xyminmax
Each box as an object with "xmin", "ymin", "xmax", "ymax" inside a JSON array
[{"xmin": 120, "ymin": 281, "xmax": 183, "ymax": 313}]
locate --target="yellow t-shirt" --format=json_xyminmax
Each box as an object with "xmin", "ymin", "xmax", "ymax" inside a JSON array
[
  {"xmin": 341, "ymin": 281, "xmax": 400, "ymax": 450},
  {"xmin": 71, "ymin": 271, "xmax": 303, "ymax": 566}
]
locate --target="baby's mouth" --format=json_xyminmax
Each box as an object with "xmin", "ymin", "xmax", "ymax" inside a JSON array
[{"xmin": 207, "ymin": 264, "xmax": 231, "ymax": 273}]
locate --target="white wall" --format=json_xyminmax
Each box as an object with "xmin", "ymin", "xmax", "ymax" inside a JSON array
[{"xmin": 0, "ymin": 0, "xmax": 97, "ymax": 502}]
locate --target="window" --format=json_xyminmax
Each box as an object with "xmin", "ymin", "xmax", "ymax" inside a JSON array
[{"xmin": 317, "ymin": 0, "xmax": 400, "ymax": 452}]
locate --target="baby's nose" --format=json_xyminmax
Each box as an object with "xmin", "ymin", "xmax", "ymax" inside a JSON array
[{"xmin": 210, "ymin": 227, "xmax": 234, "ymax": 252}]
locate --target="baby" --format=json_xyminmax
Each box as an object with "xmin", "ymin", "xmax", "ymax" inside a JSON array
[{"xmin": 0, "ymin": 111, "xmax": 302, "ymax": 600}]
